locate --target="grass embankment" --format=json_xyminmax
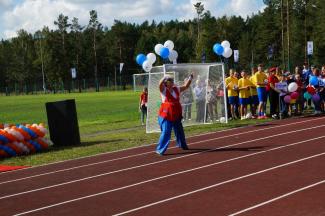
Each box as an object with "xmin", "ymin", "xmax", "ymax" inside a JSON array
[{"xmin": 0, "ymin": 91, "xmax": 268, "ymax": 166}]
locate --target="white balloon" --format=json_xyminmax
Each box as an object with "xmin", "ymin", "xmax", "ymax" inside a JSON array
[
  {"xmin": 146, "ymin": 53, "xmax": 156, "ymax": 64},
  {"xmin": 164, "ymin": 40, "xmax": 174, "ymax": 51},
  {"xmin": 288, "ymin": 82, "xmax": 298, "ymax": 93},
  {"xmin": 223, "ymin": 47, "xmax": 233, "ymax": 58},
  {"xmin": 142, "ymin": 60, "xmax": 152, "ymax": 72},
  {"xmin": 221, "ymin": 40, "xmax": 230, "ymax": 48},
  {"xmin": 154, "ymin": 44, "xmax": 164, "ymax": 56},
  {"xmin": 168, "ymin": 50, "xmax": 178, "ymax": 62},
  {"xmin": 219, "ymin": 117, "xmax": 226, "ymax": 123}
]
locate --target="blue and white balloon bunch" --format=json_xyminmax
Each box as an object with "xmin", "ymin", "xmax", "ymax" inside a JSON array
[
  {"xmin": 136, "ymin": 52, "xmax": 157, "ymax": 73},
  {"xmin": 213, "ymin": 40, "xmax": 233, "ymax": 59},
  {"xmin": 154, "ymin": 40, "xmax": 178, "ymax": 63}
]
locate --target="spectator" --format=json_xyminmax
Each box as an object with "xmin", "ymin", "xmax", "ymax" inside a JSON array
[
  {"xmin": 238, "ymin": 70, "xmax": 253, "ymax": 120},
  {"xmin": 180, "ymin": 77, "xmax": 194, "ymax": 121},
  {"xmin": 268, "ymin": 67, "xmax": 280, "ymax": 119},
  {"xmin": 139, "ymin": 87, "xmax": 148, "ymax": 125},
  {"xmin": 225, "ymin": 69, "xmax": 239, "ymax": 120},
  {"xmin": 194, "ymin": 79, "xmax": 206, "ymax": 122},
  {"xmin": 252, "ymin": 64, "xmax": 268, "ymax": 119}
]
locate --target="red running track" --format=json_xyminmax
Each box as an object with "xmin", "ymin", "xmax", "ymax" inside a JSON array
[{"xmin": 0, "ymin": 116, "xmax": 325, "ymax": 216}]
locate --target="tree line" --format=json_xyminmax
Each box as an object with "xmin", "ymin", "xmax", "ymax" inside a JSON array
[{"xmin": 0, "ymin": 0, "xmax": 324, "ymax": 90}]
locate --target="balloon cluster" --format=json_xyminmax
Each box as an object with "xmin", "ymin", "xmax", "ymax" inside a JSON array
[
  {"xmin": 213, "ymin": 40, "xmax": 233, "ymax": 58},
  {"xmin": 154, "ymin": 40, "xmax": 178, "ymax": 63},
  {"xmin": 0, "ymin": 123, "xmax": 53, "ymax": 158},
  {"xmin": 303, "ymin": 76, "xmax": 320, "ymax": 102},
  {"xmin": 283, "ymin": 82, "xmax": 300, "ymax": 104},
  {"xmin": 136, "ymin": 52, "xmax": 157, "ymax": 73},
  {"xmin": 135, "ymin": 40, "xmax": 179, "ymax": 72}
]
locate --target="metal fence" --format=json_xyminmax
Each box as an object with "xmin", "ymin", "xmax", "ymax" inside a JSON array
[{"xmin": 0, "ymin": 77, "xmax": 134, "ymax": 96}]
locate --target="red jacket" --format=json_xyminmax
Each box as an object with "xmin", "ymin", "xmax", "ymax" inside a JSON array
[
  {"xmin": 159, "ymin": 86, "xmax": 182, "ymax": 121},
  {"xmin": 140, "ymin": 92, "xmax": 148, "ymax": 106}
]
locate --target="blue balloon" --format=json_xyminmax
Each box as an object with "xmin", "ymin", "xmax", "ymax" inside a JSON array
[
  {"xmin": 213, "ymin": 43, "xmax": 224, "ymax": 56},
  {"xmin": 136, "ymin": 54, "xmax": 147, "ymax": 66},
  {"xmin": 160, "ymin": 47, "xmax": 170, "ymax": 59},
  {"xmin": 309, "ymin": 76, "xmax": 319, "ymax": 86}
]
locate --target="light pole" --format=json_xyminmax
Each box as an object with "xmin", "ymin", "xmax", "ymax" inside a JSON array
[
  {"xmin": 304, "ymin": 1, "xmax": 317, "ymax": 66},
  {"xmin": 34, "ymin": 32, "xmax": 46, "ymax": 93},
  {"xmin": 287, "ymin": 0, "xmax": 290, "ymax": 72}
]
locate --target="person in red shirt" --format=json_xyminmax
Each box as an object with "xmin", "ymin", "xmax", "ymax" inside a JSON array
[
  {"xmin": 156, "ymin": 73, "xmax": 193, "ymax": 155},
  {"xmin": 268, "ymin": 67, "xmax": 280, "ymax": 118},
  {"xmin": 139, "ymin": 87, "xmax": 148, "ymax": 125},
  {"xmin": 294, "ymin": 73, "xmax": 304, "ymax": 115}
]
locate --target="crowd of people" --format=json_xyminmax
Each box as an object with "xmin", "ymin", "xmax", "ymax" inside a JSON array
[
  {"xmin": 225, "ymin": 64, "xmax": 325, "ymax": 120},
  {"xmin": 137, "ymin": 65, "xmax": 325, "ymax": 155}
]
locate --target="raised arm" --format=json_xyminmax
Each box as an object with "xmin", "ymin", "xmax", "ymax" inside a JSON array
[
  {"xmin": 159, "ymin": 77, "xmax": 166, "ymax": 92},
  {"xmin": 180, "ymin": 74, "xmax": 194, "ymax": 92}
]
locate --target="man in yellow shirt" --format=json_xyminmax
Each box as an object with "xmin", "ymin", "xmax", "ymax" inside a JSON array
[
  {"xmin": 249, "ymin": 67, "xmax": 258, "ymax": 118},
  {"xmin": 253, "ymin": 64, "xmax": 268, "ymax": 119},
  {"xmin": 238, "ymin": 70, "xmax": 253, "ymax": 120},
  {"xmin": 225, "ymin": 69, "xmax": 239, "ymax": 119}
]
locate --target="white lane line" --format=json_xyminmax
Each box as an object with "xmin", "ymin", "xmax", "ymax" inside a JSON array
[
  {"xmin": 2, "ymin": 124, "xmax": 325, "ymax": 200},
  {"xmin": 1, "ymin": 117, "xmax": 322, "ymax": 185},
  {"xmin": 1, "ymin": 116, "xmax": 323, "ymax": 176},
  {"xmin": 112, "ymin": 152, "xmax": 325, "ymax": 216},
  {"xmin": 10, "ymin": 136, "xmax": 325, "ymax": 216},
  {"xmin": 229, "ymin": 179, "xmax": 325, "ymax": 216}
]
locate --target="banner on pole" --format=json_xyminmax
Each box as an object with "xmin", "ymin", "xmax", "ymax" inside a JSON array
[
  {"xmin": 71, "ymin": 68, "xmax": 77, "ymax": 79},
  {"xmin": 307, "ymin": 41, "xmax": 313, "ymax": 55},
  {"xmin": 119, "ymin": 63, "xmax": 124, "ymax": 74},
  {"xmin": 234, "ymin": 50, "xmax": 239, "ymax": 63}
]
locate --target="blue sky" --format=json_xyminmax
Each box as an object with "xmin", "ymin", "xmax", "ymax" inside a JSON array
[{"xmin": 0, "ymin": 0, "xmax": 265, "ymax": 40}]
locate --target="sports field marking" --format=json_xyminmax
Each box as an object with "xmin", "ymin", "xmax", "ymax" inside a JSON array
[
  {"xmin": 229, "ymin": 179, "xmax": 325, "ymax": 216},
  {"xmin": 1, "ymin": 117, "xmax": 323, "ymax": 185},
  {"xmin": 1, "ymin": 116, "xmax": 323, "ymax": 176},
  {"xmin": 10, "ymin": 136, "xmax": 325, "ymax": 215},
  {"xmin": 113, "ymin": 152, "xmax": 325, "ymax": 216},
  {"xmin": 2, "ymin": 124, "xmax": 324, "ymax": 201}
]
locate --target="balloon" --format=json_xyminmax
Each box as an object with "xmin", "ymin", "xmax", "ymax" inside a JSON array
[
  {"xmin": 290, "ymin": 91, "xmax": 299, "ymax": 100},
  {"xmin": 290, "ymin": 99, "xmax": 296, "ymax": 104},
  {"xmin": 146, "ymin": 53, "xmax": 156, "ymax": 64},
  {"xmin": 304, "ymin": 92, "xmax": 312, "ymax": 100},
  {"xmin": 219, "ymin": 117, "xmax": 226, "ymax": 123},
  {"xmin": 312, "ymin": 94, "xmax": 320, "ymax": 102},
  {"xmin": 164, "ymin": 40, "xmax": 174, "ymax": 51},
  {"xmin": 221, "ymin": 40, "xmax": 230, "ymax": 48},
  {"xmin": 223, "ymin": 47, "xmax": 233, "ymax": 58},
  {"xmin": 213, "ymin": 43, "xmax": 224, "ymax": 55},
  {"xmin": 168, "ymin": 50, "xmax": 178, "ymax": 62},
  {"xmin": 136, "ymin": 54, "xmax": 147, "ymax": 66},
  {"xmin": 288, "ymin": 82, "xmax": 298, "ymax": 92},
  {"xmin": 160, "ymin": 47, "xmax": 170, "ymax": 59},
  {"xmin": 284, "ymin": 95, "xmax": 292, "ymax": 104},
  {"xmin": 142, "ymin": 60, "xmax": 152, "ymax": 72},
  {"xmin": 306, "ymin": 86, "xmax": 316, "ymax": 95},
  {"xmin": 309, "ymin": 76, "xmax": 319, "ymax": 86},
  {"xmin": 154, "ymin": 44, "xmax": 164, "ymax": 56}
]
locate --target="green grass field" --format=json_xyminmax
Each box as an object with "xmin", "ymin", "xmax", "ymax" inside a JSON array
[{"xmin": 0, "ymin": 91, "xmax": 268, "ymax": 166}]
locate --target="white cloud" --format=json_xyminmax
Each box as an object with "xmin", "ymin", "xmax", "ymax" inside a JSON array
[
  {"xmin": 230, "ymin": 0, "xmax": 266, "ymax": 17},
  {"xmin": 0, "ymin": 0, "xmax": 265, "ymax": 39}
]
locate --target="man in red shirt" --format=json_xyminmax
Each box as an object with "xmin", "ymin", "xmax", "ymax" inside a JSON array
[
  {"xmin": 156, "ymin": 73, "xmax": 193, "ymax": 155},
  {"xmin": 268, "ymin": 67, "xmax": 280, "ymax": 119},
  {"xmin": 139, "ymin": 87, "xmax": 148, "ymax": 125}
]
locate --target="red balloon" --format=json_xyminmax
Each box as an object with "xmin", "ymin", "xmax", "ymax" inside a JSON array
[
  {"xmin": 306, "ymin": 86, "xmax": 316, "ymax": 95},
  {"xmin": 290, "ymin": 92, "xmax": 299, "ymax": 99}
]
